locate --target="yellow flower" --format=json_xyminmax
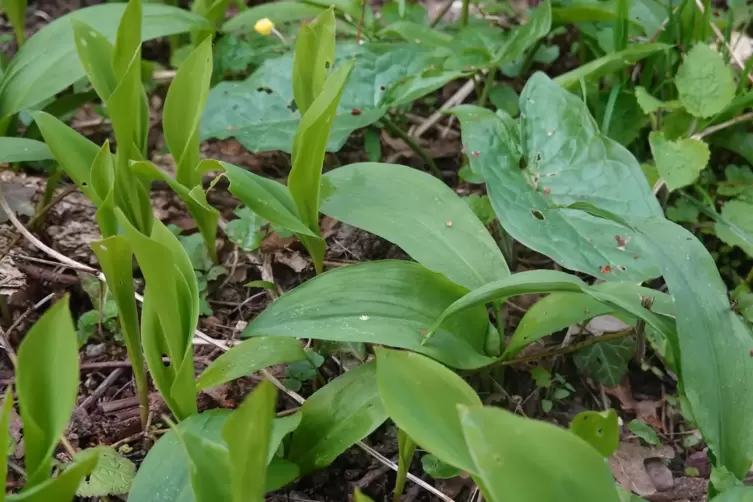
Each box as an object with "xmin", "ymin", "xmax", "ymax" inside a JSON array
[{"xmin": 255, "ymin": 18, "xmax": 275, "ymax": 36}]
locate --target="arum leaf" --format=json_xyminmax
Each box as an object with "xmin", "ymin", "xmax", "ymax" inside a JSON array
[
  {"xmin": 490, "ymin": 0, "xmax": 551, "ymax": 66},
  {"xmin": 75, "ymin": 446, "xmax": 135, "ymax": 497},
  {"xmin": 321, "ymin": 163, "xmax": 509, "ymax": 290},
  {"xmin": 376, "ymin": 348, "xmax": 481, "ymax": 475},
  {"xmin": 460, "ymin": 406, "xmax": 621, "ymax": 501},
  {"xmin": 16, "ymin": 297, "xmax": 79, "ymax": 488},
  {"xmin": 649, "ymin": 132, "xmax": 709, "ymax": 191},
  {"xmin": 676, "ymin": 43, "xmax": 736, "ymax": 118},
  {"xmin": 0, "ymin": 3, "xmax": 208, "ymax": 118},
  {"xmin": 454, "ymin": 73, "xmax": 663, "ymax": 281},
  {"xmin": 574, "ymin": 337, "xmax": 636, "ymax": 387},
  {"xmin": 196, "ymin": 337, "xmax": 306, "ymax": 390},
  {"xmin": 628, "ymin": 420, "xmax": 661, "ymax": 446},
  {"xmin": 242, "ymin": 261, "xmax": 493, "ymax": 370},
  {"xmin": 290, "ymin": 362, "xmax": 387, "ymax": 474},
  {"xmin": 570, "ymin": 409, "xmax": 619, "ymax": 457},
  {"xmin": 710, "ymin": 486, "xmax": 753, "ymax": 501}
]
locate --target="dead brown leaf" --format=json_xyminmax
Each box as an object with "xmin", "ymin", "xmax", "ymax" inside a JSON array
[
  {"xmin": 610, "ymin": 442, "xmax": 675, "ymax": 497},
  {"xmin": 605, "ymin": 377, "xmax": 664, "ymax": 430}
]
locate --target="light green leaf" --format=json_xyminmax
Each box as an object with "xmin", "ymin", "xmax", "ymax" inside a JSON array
[
  {"xmin": 223, "ymin": 380, "xmax": 277, "ymax": 502},
  {"xmin": 320, "ymin": 163, "xmax": 509, "ymax": 290},
  {"xmin": 222, "ymin": 2, "xmax": 325, "ymax": 33},
  {"xmin": 290, "ymin": 361, "xmax": 387, "ymax": 473},
  {"xmin": 16, "ymin": 297, "xmax": 79, "ymax": 488},
  {"xmin": 490, "ymin": 0, "xmax": 551, "ymax": 66},
  {"xmin": 570, "ymin": 409, "xmax": 619, "ymax": 457},
  {"xmin": 0, "ymin": 387, "xmax": 14, "ymax": 497},
  {"xmin": 574, "ymin": 338, "xmax": 636, "ymax": 387},
  {"xmin": 75, "ymin": 446, "xmax": 135, "ymax": 497},
  {"xmin": 649, "ymin": 132, "xmax": 709, "ymax": 191},
  {"xmin": 354, "ymin": 488, "xmax": 375, "ymax": 502},
  {"xmin": 4, "ymin": 0, "xmax": 26, "ymax": 46},
  {"xmin": 421, "ymin": 454, "xmax": 461, "ymax": 479},
  {"xmin": 243, "ymin": 261, "xmax": 493, "ymax": 370},
  {"xmin": 225, "ymin": 207, "xmax": 267, "ymax": 252},
  {"xmin": 0, "ymin": 137, "xmax": 52, "ymax": 163},
  {"xmin": 710, "ymin": 486, "xmax": 753, "ymax": 501},
  {"xmin": 0, "ymin": 3, "xmax": 208, "ymax": 118},
  {"xmin": 173, "ymin": 426, "xmax": 232, "ymax": 502},
  {"xmin": 113, "ymin": 0, "xmax": 142, "ymax": 80},
  {"xmin": 555, "ymin": 43, "xmax": 670, "ymax": 89},
  {"xmin": 395, "ymin": 429, "xmax": 416, "ymax": 500},
  {"xmin": 675, "ymin": 43, "xmax": 736, "ymax": 118},
  {"xmin": 460, "ymin": 406, "xmax": 621, "ymax": 502},
  {"xmin": 454, "ymin": 73, "xmax": 663, "ymax": 281},
  {"xmin": 197, "ymin": 337, "xmax": 306, "ymax": 390},
  {"xmin": 376, "ymin": 348, "xmax": 482, "ymax": 475},
  {"xmin": 8, "ymin": 450, "xmax": 99, "ymax": 502},
  {"xmin": 634, "ymin": 86, "xmax": 681, "ymax": 114},
  {"xmin": 72, "ymin": 19, "xmax": 118, "ymax": 102},
  {"xmin": 292, "ymin": 9, "xmax": 336, "ymax": 117},
  {"xmin": 164, "ymin": 36, "xmax": 213, "ymax": 188},
  {"xmin": 628, "ymin": 420, "xmax": 661, "ymax": 446},
  {"xmin": 716, "ymin": 199, "xmax": 753, "ymax": 257}
]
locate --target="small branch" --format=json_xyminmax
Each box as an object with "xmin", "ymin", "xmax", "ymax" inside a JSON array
[
  {"xmin": 413, "ymin": 75, "xmax": 480, "ymax": 139},
  {"xmin": 429, "ymin": 0, "xmax": 455, "ymax": 27},
  {"xmin": 382, "ymin": 118, "xmax": 443, "ymax": 179},
  {"xmin": 356, "ymin": 0, "xmax": 366, "ymax": 43},
  {"xmin": 692, "ymin": 111, "xmax": 753, "ymax": 140}
]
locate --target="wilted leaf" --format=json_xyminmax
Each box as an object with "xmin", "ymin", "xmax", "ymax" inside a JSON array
[
  {"xmin": 649, "ymin": 132, "xmax": 709, "ymax": 191},
  {"xmin": 75, "ymin": 446, "xmax": 135, "ymax": 497},
  {"xmin": 675, "ymin": 43, "xmax": 736, "ymax": 118},
  {"xmin": 0, "ymin": 184, "xmax": 35, "ymax": 224},
  {"xmin": 609, "ymin": 442, "xmax": 674, "ymax": 497},
  {"xmin": 574, "ymin": 337, "xmax": 636, "ymax": 387}
]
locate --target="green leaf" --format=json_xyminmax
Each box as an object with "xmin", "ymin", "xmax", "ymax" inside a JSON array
[
  {"xmin": 490, "ymin": 0, "xmax": 552, "ymax": 66},
  {"xmin": 0, "ymin": 3, "xmax": 208, "ymax": 118},
  {"xmin": 243, "ymin": 261, "xmax": 493, "ymax": 370},
  {"xmin": 0, "ymin": 387, "xmax": 15, "ymax": 496},
  {"xmin": 173, "ymin": 425, "xmax": 232, "ymax": 502},
  {"xmin": 4, "ymin": 0, "xmax": 26, "ymax": 46},
  {"xmin": 223, "ymin": 380, "xmax": 277, "ymax": 502},
  {"xmin": 454, "ymin": 73, "xmax": 663, "ymax": 282},
  {"xmin": 225, "ymin": 207, "xmax": 267, "ymax": 252},
  {"xmin": 649, "ymin": 132, "xmax": 709, "ymax": 191},
  {"xmin": 354, "ymin": 488, "xmax": 376, "ymax": 502},
  {"xmin": 421, "ymin": 454, "xmax": 461, "ymax": 479},
  {"xmin": 574, "ymin": 338, "xmax": 636, "ymax": 387},
  {"xmin": 320, "ymin": 163, "xmax": 509, "ymax": 290},
  {"xmin": 75, "ymin": 446, "xmax": 135, "ymax": 497},
  {"xmin": 710, "ymin": 486, "xmax": 753, "ymax": 502},
  {"xmin": 395, "ymin": 429, "xmax": 416, "ymax": 500},
  {"xmin": 715, "ymin": 199, "xmax": 753, "ymax": 257},
  {"xmin": 376, "ymin": 348, "xmax": 482, "ymax": 475},
  {"xmin": 197, "ymin": 337, "xmax": 306, "ymax": 390},
  {"xmin": 289, "ymin": 361, "xmax": 387, "ymax": 473},
  {"xmin": 113, "ymin": 0, "xmax": 142, "ymax": 80},
  {"xmin": 8, "ymin": 450, "xmax": 99, "ymax": 502},
  {"xmin": 634, "ymin": 86, "xmax": 681, "ymax": 114},
  {"xmin": 72, "ymin": 19, "xmax": 118, "ymax": 102},
  {"xmin": 675, "ymin": 43, "xmax": 736, "ymax": 118},
  {"xmin": 554, "ymin": 43, "xmax": 670, "ymax": 89},
  {"xmin": 164, "ymin": 36, "xmax": 213, "ymax": 188},
  {"xmin": 16, "ymin": 297, "xmax": 79, "ymax": 488},
  {"xmin": 0, "ymin": 137, "xmax": 52, "ymax": 162},
  {"xmin": 459, "ymin": 406, "xmax": 620, "ymax": 502},
  {"xmin": 628, "ymin": 420, "xmax": 661, "ymax": 446},
  {"xmin": 221, "ymin": 2, "xmax": 325, "ymax": 33},
  {"xmin": 130, "ymin": 411, "xmax": 299, "ymax": 502},
  {"xmin": 570, "ymin": 409, "xmax": 619, "ymax": 457},
  {"xmin": 118, "ymin": 214, "xmax": 199, "ymax": 420},
  {"xmin": 292, "ymin": 9, "xmax": 336, "ymax": 117}
]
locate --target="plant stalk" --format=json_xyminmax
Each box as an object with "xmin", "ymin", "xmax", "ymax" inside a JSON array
[
  {"xmin": 460, "ymin": 0, "xmax": 470, "ymax": 27},
  {"xmin": 381, "ymin": 118, "xmax": 443, "ymax": 179}
]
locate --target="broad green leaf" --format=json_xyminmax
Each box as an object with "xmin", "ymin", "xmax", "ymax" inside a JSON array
[
  {"xmin": 421, "ymin": 454, "xmax": 461, "ymax": 479},
  {"xmin": 289, "ymin": 362, "xmax": 387, "ymax": 474},
  {"xmin": 75, "ymin": 446, "xmax": 135, "ymax": 497},
  {"xmin": 710, "ymin": 486, "xmax": 753, "ymax": 501},
  {"xmin": 454, "ymin": 73, "xmax": 663, "ymax": 281},
  {"xmin": 506, "ymin": 284, "xmax": 675, "ymax": 358},
  {"xmin": 649, "ymin": 132, "xmax": 709, "ymax": 191},
  {"xmin": 72, "ymin": 19, "xmax": 118, "ymax": 102},
  {"xmin": 8, "ymin": 450, "xmax": 99, "ymax": 502},
  {"xmin": 118, "ymin": 214, "xmax": 198, "ymax": 420},
  {"xmin": 574, "ymin": 338, "xmax": 636, "ymax": 387},
  {"xmin": 634, "ymin": 86, "xmax": 681, "ymax": 114},
  {"xmin": 200, "ymin": 43, "xmax": 461, "ymax": 153},
  {"xmin": 222, "ymin": 2, "xmax": 325, "ymax": 33},
  {"xmin": 173, "ymin": 427, "xmax": 232, "ymax": 502},
  {"xmin": 570, "ymin": 409, "xmax": 619, "ymax": 457},
  {"xmin": 16, "ymin": 297, "xmax": 79, "ymax": 488},
  {"xmin": 292, "ymin": 9, "xmax": 336, "ymax": 117},
  {"xmin": 554, "ymin": 43, "xmax": 670, "ymax": 89},
  {"xmin": 591, "ymin": 90, "xmax": 647, "ymax": 147},
  {"xmin": 715, "ymin": 199, "xmax": 753, "ymax": 257},
  {"xmin": 243, "ymin": 261, "xmax": 493, "ymax": 370},
  {"xmin": 223, "ymin": 380, "xmax": 276, "ymax": 502},
  {"xmin": 394, "ymin": 429, "xmax": 416, "ymax": 500},
  {"xmin": 320, "ymin": 163, "xmax": 509, "ymax": 290},
  {"xmin": 628, "ymin": 420, "xmax": 661, "ymax": 446},
  {"xmin": 196, "ymin": 337, "xmax": 306, "ymax": 390},
  {"xmin": 676, "ymin": 43, "xmax": 736, "ymax": 118},
  {"xmin": 0, "ymin": 387, "xmax": 14, "ymax": 497},
  {"xmin": 164, "ymin": 36, "xmax": 213, "ymax": 188},
  {"xmin": 215, "ymin": 160, "xmax": 316, "ymax": 238},
  {"xmin": 0, "ymin": 137, "xmax": 52, "ymax": 162},
  {"xmin": 0, "ymin": 4, "xmax": 208, "ymax": 118},
  {"xmin": 460, "ymin": 406, "xmax": 621, "ymax": 502},
  {"xmin": 376, "ymin": 349, "xmax": 482, "ymax": 475},
  {"xmin": 380, "ymin": 21, "xmax": 453, "ymax": 48},
  {"xmin": 130, "ymin": 411, "xmax": 299, "ymax": 502}
]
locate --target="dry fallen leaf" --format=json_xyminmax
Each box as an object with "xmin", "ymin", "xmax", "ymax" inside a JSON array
[
  {"xmin": 0, "ymin": 184, "xmax": 35, "ymax": 223},
  {"xmin": 610, "ymin": 442, "xmax": 675, "ymax": 497},
  {"xmin": 605, "ymin": 377, "xmax": 664, "ymax": 431}
]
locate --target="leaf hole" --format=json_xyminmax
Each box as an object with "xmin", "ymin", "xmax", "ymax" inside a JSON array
[
  {"xmin": 617, "ymin": 265, "xmax": 626, "ymax": 271},
  {"xmin": 325, "ymin": 60, "xmax": 331, "ymax": 70},
  {"xmin": 287, "ymin": 100, "xmax": 298, "ymax": 113},
  {"xmin": 256, "ymin": 87, "xmax": 273, "ymax": 94},
  {"xmin": 531, "ymin": 209, "xmax": 545, "ymax": 220},
  {"xmin": 595, "ymin": 427, "xmax": 603, "ymax": 437}
]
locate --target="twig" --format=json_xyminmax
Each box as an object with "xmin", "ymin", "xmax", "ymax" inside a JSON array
[
  {"xmin": 429, "ymin": 0, "xmax": 455, "ymax": 27},
  {"xmin": 356, "ymin": 0, "xmax": 366, "ymax": 43},
  {"xmin": 381, "ymin": 118, "xmax": 443, "ymax": 179},
  {"xmin": 413, "ymin": 76, "xmax": 479, "ymax": 139},
  {"xmin": 1, "ymin": 293, "xmax": 56, "ymax": 368},
  {"xmin": 79, "ymin": 368, "xmax": 125, "ymax": 413},
  {"xmin": 691, "ymin": 111, "xmax": 753, "ymax": 140}
]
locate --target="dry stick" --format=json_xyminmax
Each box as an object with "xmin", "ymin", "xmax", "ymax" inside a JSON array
[
  {"xmin": 79, "ymin": 368, "xmax": 125, "ymax": 413},
  {"xmin": 413, "ymin": 76, "xmax": 479, "ymax": 139},
  {"xmin": 429, "ymin": 0, "xmax": 455, "ymax": 27},
  {"xmin": 1, "ymin": 193, "xmax": 456, "ymax": 502}
]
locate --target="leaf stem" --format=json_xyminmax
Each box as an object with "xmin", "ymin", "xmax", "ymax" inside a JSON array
[
  {"xmin": 381, "ymin": 118, "xmax": 443, "ymax": 179},
  {"xmin": 478, "ymin": 68, "xmax": 496, "ymax": 108},
  {"xmin": 460, "ymin": 0, "xmax": 470, "ymax": 27}
]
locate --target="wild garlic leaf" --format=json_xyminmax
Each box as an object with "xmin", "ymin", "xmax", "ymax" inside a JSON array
[
  {"xmin": 649, "ymin": 132, "xmax": 710, "ymax": 191},
  {"xmin": 675, "ymin": 43, "xmax": 736, "ymax": 118}
]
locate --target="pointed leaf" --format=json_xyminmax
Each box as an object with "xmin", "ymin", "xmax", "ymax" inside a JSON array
[
  {"xmin": 8, "ymin": 450, "xmax": 99, "ymax": 502},
  {"xmin": 649, "ymin": 132, "xmax": 709, "ymax": 191},
  {"xmin": 72, "ymin": 19, "xmax": 118, "ymax": 101},
  {"xmin": 292, "ymin": 9, "xmax": 336, "ymax": 117},
  {"xmin": 0, "ymin": 387, "xmax": 14, "ymax": 498},
  {"xmin": 173, "ymin": 428, "xmax": 232, "ymax": 502},
  {"xmin": 676, "ymin": 43, "xmax": 736, "ymax": 118},
  {"xmin": 354, "ymin": 489, "xmax": 375, "ymax": 502},
  {"xmin": 289, "ymin": 362, "xmax": 387, "ymax": 474},
  {"xmin": 459, "ymin": 406, "xmax": 621, "ymax": 502},
  {"xmin": 394, "ymin": 429, "xmax": 416, "ymax": 500},
  {"xmin": 16, "ymin": 297, "xmax": 79, "ymax": 487},
  {"xmin": 320, "ymin": 162, "xmax": 509, "ymax": 290},
  {"xmin": 0, "ymin": 137, "xmax": 52, "ymax": 163},
  {"xmin": 574, "ymin": 337, "xmax": 636, "ymax": 387},
  {"xmin": 113, "ymin": 0, "xmax": 142, "ymax": 79},
  {"xmin": 376, "ymin": 349, "xmax": 481, "ymax": 475},
  {"xmin": 243, "ymin": 261, "xmax": 493, "ymax": 370}
]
